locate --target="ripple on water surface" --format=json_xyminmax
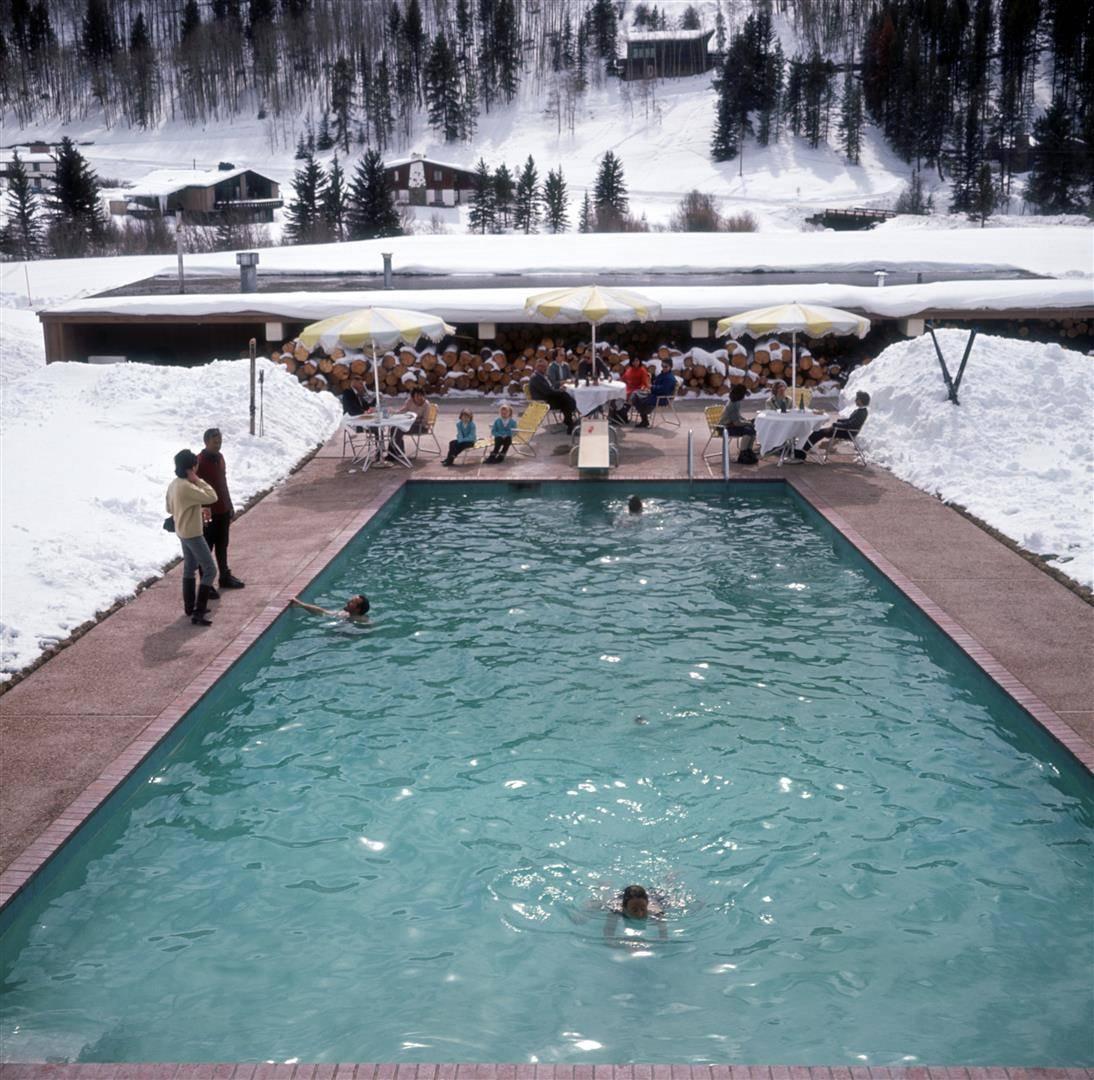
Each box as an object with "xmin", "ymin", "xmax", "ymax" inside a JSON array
[{"xmin": 1, "ymin": 486, "xmax": 1091, "ymax": 1066}]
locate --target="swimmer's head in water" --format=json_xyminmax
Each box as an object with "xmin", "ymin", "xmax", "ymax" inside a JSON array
[
  {"xmin": 345, "ymin": 594, "xmax": 370, "ymax": 616},
  {"xmin": 621, "ymin": 884, "xmax": 649, "ymax": 918},
  {"xmin": 627, "ymin": 495, "xmax": 643, "ymax": 515}
]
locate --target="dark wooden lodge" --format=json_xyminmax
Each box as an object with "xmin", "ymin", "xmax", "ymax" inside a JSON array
[{"xmin": 621, "ymin": 29, "xmax": 716, "ymax": 80}]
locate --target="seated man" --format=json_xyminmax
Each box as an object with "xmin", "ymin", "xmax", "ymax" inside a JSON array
[
  {"xmin": 341, "ymin": 375, "xmax": 375, "ymax": 426},
  {"xmin": 529, "ymin": 358, "xmax": 577, "ymax": 433},
  {"xmin": 796, "ymin": 390, "xmax": 870, "ymax": 459},
  {"xmin": 576, "ymin": 350, "xmax": 612, "ymax": 385},
  {"xmin": 716, "ymin": 384, "xmax": 758, "ymax": 464},
  {"xmin": 546, "ymin": 350, "xmax": 572, "ymax": 389},
  {"xmin": 631, "ymin": 357, "xmax": 676, "ymax": 428}
]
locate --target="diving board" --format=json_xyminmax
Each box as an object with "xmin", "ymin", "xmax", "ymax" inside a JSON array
[{"xmin": 572, "ymin": 418, "xmax": 619, "ymax": 471}]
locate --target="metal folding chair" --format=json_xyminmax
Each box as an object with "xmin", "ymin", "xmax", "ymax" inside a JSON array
[
  {"xmin": 651, "ymin": 377, "xmax": 682, "ymax": 427},
  {"xmin": 820, "ymin": 428, "xmax": 868, "ymax": 465},
  {"xmin": 408, "ymin": 403, "xmax": 443, "ymax": 458},
  {"xmin": 341, "ymin": 418, "xmax": 379, "ymax": 465}
]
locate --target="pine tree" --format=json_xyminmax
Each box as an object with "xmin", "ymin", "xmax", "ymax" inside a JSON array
[
  {"xmin": 714, "ymin": 9, "xmax": 726, "ymax": 54},
  {"xmin": 513, "ymin": 155, "xmax": 540, "ymax": 233},
  {"xmin": 680, "ymin": 5, "xmax": 701, "ymax": 30},
  {"xmin": 179, "ymin": 0, "xmax": 201, "ymax": 42},
  {"xmin": 838, "ymin": 71, "xmax": 863, "ymax": 164},
  {"xmin": 467, "ymin": 157, "xmax": 497, "ymax": 234},
  {"xmin": 971, "ymin": 161, "xmax": 997, "ymax": 225},
  {"xmin": 46, "ymin": 137, "xmax": 105, "ymax": 255},
  {"xmin": 294, "ymin": 135, "xmax": 309, "ymax": 160},
  {"xmin": 711, "ymin": 56, "xmax": 740, "ymax": 161},
  {"xmin": 403, "ymin": 0, "xmax": 426, "ymax": 104},
  {"xmin": 0, "ymin": 150, "xmax": 43, "ymax": 259},
  {"xmin": 330, "ymin": 56, "xmax": 355, "ymax": 154},
  {"xmin": 1025, "ymin": 96, "xmax": 1086, "ymax": 213},
  {"xmin": 578, "ymin": 192, "xmax": 592, "ymax": 232},
  {"xmin": 425, "ymin": 30, "xmax": 461, "ymax": 142},
  {"xmin": 543, "ymin": 167, "xmax": 569, "ymax": 233},
  {"xmin": 493, "ymin": 163, "xmax": 514, "ymax": 229},
  {"xmin": 588, "ymin": 0, "xmax": 617, "ymax": 61},
  {"xmin": 593, "ymin": 150, "xmax": 627, "ymax": 228},
  {"xmin": 346, "ymin": 149, "xmax": 401, "ymax": 240},
  {"xmin": 494, "ymin": 0, "xmax": 520, "ymax": 103},
  {"xmin": 316, "ymin": 110, "xmax": 335, "ymax": 152},
  {"xmin": 82, "ymin": 0, "xmax": 116, "ymax": 62},
  {"xmin": 283, "ymin": 153, "xmax": 327, "ymax": 245},
  {"xmin": 371, "ymin": 55, "xmax": 396, "ymax": 150},
  {"xmin": 323, "ymin": 155, "xmax": 347, "ymax": 240},
  {"xmin": 128, "ymin": 12, "xmax": 157, "ymax": 129}
]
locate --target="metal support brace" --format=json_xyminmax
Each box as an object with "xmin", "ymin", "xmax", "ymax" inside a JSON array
[
  {"xmin": 722, "ymin": 429, "xmax": 730, "ymax": 480},
  {"xmin": 926, "ymin": 321, "xmax": 978, "ymax": 405},
  {"xmin": 687, "ymin": 430, "xmax": 693, "ymax": 481}
]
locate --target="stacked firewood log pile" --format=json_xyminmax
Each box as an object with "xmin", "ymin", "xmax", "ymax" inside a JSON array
[{"xmin": 268, "ymin": 335, "xmax": 847, "ymax": 399}]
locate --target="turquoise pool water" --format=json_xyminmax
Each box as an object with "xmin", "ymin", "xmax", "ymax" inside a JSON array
[{"xmin": 2, "ymin": 483, "xmax": 1091, "ymax": 1066}]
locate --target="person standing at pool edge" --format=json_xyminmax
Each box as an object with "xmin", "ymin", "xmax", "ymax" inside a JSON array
[
  {"xmin": 197, "ymin": 428, "xmax": 245, "ymax": 590},
  {"xmin": 166, "ymin": 449, "xmax": 219, "ymax": 626}
]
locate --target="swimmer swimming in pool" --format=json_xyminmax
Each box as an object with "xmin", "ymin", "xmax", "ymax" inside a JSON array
[
  {"xmin": 289, "ymin": 594, "xmax": 370, "ymax": 621},
  {"xmin": 603, "ymin": 884, "xmax": 668, "ymax": 943}
]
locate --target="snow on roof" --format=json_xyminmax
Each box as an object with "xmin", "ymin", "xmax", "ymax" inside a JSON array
[
  {"xmin": 383, "ymin": 155, "xmax": 478, "ymax": 176},
  {"xmin": 125, "ymin": 166, "xmax": 271, "ymax": 198},
  {"xmin": 41, "ymin": 279, "xmax": 1094, "ymax": 323},
  {"xmin": 625, "ymin": 28, "xmax": 714, "ymax": 42},
  {"xmin": 0, "ymin": 151, "xmax": 55, "ymax": 165}
]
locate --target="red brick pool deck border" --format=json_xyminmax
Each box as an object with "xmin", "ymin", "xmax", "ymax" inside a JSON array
[{"xmin": 1, "ymin": 406, "xmax": 1091, "ymax": 1073}]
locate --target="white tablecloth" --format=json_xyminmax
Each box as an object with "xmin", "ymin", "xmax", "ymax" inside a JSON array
[
  {"xmin": 754, "ymin": 411, "xmax": 829, "ymax": 455},
  {"xmin": 568, "ymin": 380, "xmax": 627, "ymax": 416},
  {"xmin": 343, "ymin": 411, "xmax": 416, "ymax": 434}
]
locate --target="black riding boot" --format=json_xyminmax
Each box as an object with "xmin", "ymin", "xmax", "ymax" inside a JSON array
[
  {"xmin": 220, "ymin": 571, "xmax": 245, "ymax": 589},
  {"xmin": 182, "ymin": 577, "xmax": 197, "ymax": 616},
  {"xmin": 191, "ymin": 584, "xmax": 214, "ymax": 626}
]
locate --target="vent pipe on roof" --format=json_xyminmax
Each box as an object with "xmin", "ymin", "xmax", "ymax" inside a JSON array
[
  {"xmin": 237, "ymin": 251, "xmax": 259, "ymax": 293},
  {"xmin": 382, "ymin": 252, "xmax": 394, "ymax": 289}
]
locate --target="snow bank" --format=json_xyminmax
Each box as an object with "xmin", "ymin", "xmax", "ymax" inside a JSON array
[
  {"xmin": 0, "ymin": 358, "xmax": 341, "ymax": 679},
  {"xmin": 847, "ymin": 331, "xmax": 1094, "ymax": 588},
  {"xmin": 0, "ymin": 308, "xmax": 46, "ymax": 385}
]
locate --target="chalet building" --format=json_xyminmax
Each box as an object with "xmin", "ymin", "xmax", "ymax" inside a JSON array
[
  {"xmin": 107, "ymin": 166, "xmax": 281, "ymax": 223},
  {"xmin": 0, "ymin": 143, "xmax": 59, "ymax": 193},
  {"xmin": 383, "ymin": 154, "xmax": 478, "ymax": 208},
  {"xmin": 621, "ymin": 28, "xmax": 716, "ymax": 80}
]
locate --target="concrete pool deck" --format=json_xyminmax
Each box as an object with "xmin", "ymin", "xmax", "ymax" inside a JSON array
[{"xmin": 1, "ymin": 403, "xmax": 1091, "ymax": 1073}]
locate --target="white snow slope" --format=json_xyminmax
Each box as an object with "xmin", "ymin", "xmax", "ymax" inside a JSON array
[
  {"xmin": 0, "ymin": 359, "xmax": 341, "ymax": 680},
  {"xmin": 848, "ymin": 330, "xmax": 1094, "ymax": 589}
]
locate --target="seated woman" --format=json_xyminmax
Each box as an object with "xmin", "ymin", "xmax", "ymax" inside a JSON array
[
  {"xmin": 603, "ymin": 884, "xmax": 668, "ymax": 944},
  {"xmin": 766, "ymin": 380, "xmax": 790, "ymax": 412},
  {"xmin": 796, "ymin": 390, "xmax": 870, "ymax": 459},
  {"xmin": 716, "ymin": 384, "xmax": 759, "ymax": 464},
  {"xmin": 618, "ymin": 355, "xmax": 651, "ymax": 424},
  {"xmin": 389, "ymin": 386, "xmax": 430, "ymax": 458}
]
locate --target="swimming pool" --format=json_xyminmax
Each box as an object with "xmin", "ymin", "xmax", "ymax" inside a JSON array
[{"xmin": 2, "ymin": 483, "xmax": 1091, "ymax": 1066}]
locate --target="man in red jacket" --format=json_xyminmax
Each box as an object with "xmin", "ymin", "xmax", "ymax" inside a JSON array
[{"xmin": 196, "ymin": 428, "xmax": 245, "ymax": 589}]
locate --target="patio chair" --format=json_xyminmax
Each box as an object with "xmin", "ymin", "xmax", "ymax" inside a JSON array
[
  {"xmin": 701, "ymin": 405, "xmax": 744, "ymax": 463},
  {"xmin": 408, "ymin": 403, "xmax": 443, "ymax": 458},
  {"xmin": 819, "ymin": 427, "xmax": 869, "ymax": 466},
  {"xmin": 341, "ymin": 417, "xmax": 378, "ymax": 464},
  {"xmin": 651, "ymin": 376, "xmax": 682, "ymax": 427},
  {"xmin": 511, "ymin": 401, "xmax": 551, "ymax": 458}
]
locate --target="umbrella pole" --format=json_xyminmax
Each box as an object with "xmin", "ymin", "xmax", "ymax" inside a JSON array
[
  {"xmin": 372, "ymin": 342, "xmax": 383, "ymax": 417},
  {"xmin": 791, "ymin": 331, "xmax": 798, "ymax": 401},
  {"xmin": 591, "ymin": 323, "xmax": 597, "ymax": 385}
]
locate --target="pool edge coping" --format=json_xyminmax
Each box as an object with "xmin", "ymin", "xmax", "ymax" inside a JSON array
[{"xmin": 2, "ymin": 476, "xmax": 1091, "ymax": 1074}]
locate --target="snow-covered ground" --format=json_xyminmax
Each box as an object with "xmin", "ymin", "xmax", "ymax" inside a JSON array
[
  {"xmin": 0, "ymin": 359, "xmax": 341, "ymax": 679},
  {"xmin": 849, "ymin": 330, "xmax": 1093, "ymax": 589}
]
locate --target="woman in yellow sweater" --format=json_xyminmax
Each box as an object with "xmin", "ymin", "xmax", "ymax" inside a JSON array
[{"xmin": 165, "ymin": 449, "xmax": 219, "ymax": 626}]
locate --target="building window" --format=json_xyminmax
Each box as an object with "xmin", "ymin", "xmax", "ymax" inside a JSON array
[{"xmin": 434, "ymin": 170, "xmax": 443, "ymax": 181}]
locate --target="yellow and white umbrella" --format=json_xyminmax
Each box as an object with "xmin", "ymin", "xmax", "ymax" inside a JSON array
[
  {"xmin": 524, "ymin": 285, "xmax": 662, "ymax": 380},
  {"xmin": 298, "ymin": 306, "xmax": 455, "ymax": 411},
  {"xmin": 716, "ymin": 303, "xmax": 870, "ymax": 395}
]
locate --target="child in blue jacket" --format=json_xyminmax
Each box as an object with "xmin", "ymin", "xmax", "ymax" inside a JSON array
[
  {"xmin": 442, "ymin": 409, "xmax": 477, "ymax": 466},
  {"xmin": 486, "ymin": 404, "xmax": 518, "ymax": 463}
]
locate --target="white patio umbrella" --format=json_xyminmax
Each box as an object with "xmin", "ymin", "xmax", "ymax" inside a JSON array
[
  {"xmin": 716, "ymin": 302, "xmax": 870, "ymax": 396},
  {"xmin": 297, "ymin": 306, "xmax": 455, "ymax": 413},
  {"xmin": 523, "ymin": 285, "xmax": 662, "ymax": 383}
]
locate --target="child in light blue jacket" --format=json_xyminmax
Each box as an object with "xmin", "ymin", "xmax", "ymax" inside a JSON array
[
  {"xmin": 442, "ymin": 409, "xmax": 477, "ymax": 466},
  {"xmin": 486, "ymin": 404, "xmax": 518, "ymax": 463}
]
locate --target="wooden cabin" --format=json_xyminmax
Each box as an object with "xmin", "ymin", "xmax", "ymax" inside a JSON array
[
  {"xmin": 383, "ymin": 154, "xmax": 478, "ymax": 208},
  {"xmin": 107, "ymin": 167, "xmax": 281, "ymax": 223},
  {"xmin": 621, "ymin": 28, "xmax": 716, "ymax": 80}
]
